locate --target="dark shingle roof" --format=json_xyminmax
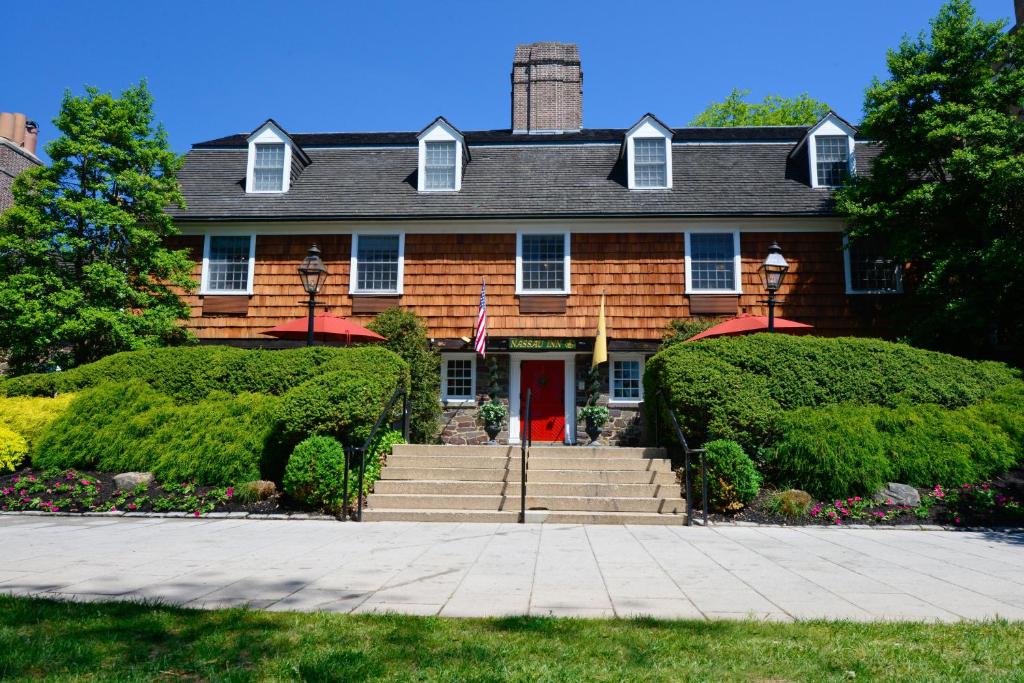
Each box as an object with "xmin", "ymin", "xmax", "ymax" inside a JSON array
[{"xmin": 173, "ymin": 127, "xmax": 877, "ymax": 221}]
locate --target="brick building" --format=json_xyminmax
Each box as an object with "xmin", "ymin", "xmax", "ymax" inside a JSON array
[
  {"xmin": 0, "ymin": 113, "xmax": 41, "ymax": 212},
  {"xmin": 170, "ymin": 42, "xmax": 901, "ymax": 446}
]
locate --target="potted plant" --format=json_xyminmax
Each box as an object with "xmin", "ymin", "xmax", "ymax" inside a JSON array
[
  {"xmin": 579, "ymin": 404, "xmax": 610, "ymax": 445},
  {"xmin": 478, "ymin": 400, "xmax": 508, "ymax": 444}
]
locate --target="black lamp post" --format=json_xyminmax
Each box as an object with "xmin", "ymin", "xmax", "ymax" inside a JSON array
[
  {"xmin": 298, "ymin": 244, "xmax": 329, "ymax": 346},
  {"xmin": 758, "ymin": 242, "xmax": 790, "ymax": 333}
]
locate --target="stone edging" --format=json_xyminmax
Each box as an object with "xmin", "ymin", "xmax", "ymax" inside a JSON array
[{"xmin": 1, "ymin": 509, "xmax": 1022, "ymax": 532}]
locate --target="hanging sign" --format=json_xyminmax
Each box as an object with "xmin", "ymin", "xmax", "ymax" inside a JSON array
[{"xmin": 508, "ymin": 338, "xmax": 577, "ymax": 351}]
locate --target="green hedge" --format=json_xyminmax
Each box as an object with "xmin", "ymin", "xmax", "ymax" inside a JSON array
[
  {"xmin": 771, "ymin": 401, "xmax": 1021, "ymax": 500},
  {"xmin": 0, "ymin": 345, "xmax": 404, "ymax": 404},
  {"xmin": 32, "ymin": 382, "xmax": 281, "ymax": 485},
  {"xmin": 645, "ymin": 334, "xmax": 1020, "ymax": 453}
]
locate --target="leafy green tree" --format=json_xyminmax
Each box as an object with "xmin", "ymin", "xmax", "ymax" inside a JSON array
[
  {"xmin": 689, "ymin": 89, "xmax": 830, "ymax": 126},
  {"xmin": 0, "ymin": 83, "xmax": 195, "ymax": 374},
  {"xmin": 836, "ymin": 0, "xmax": 1024, "ymax": 361},
  {"xmin": 367, "ymin": 308, "xmax": 441, "ymax": 443}
]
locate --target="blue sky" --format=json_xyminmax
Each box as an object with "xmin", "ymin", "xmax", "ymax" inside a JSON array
[{"xmin": 7, "ymin": 0, "xmax": 1016, "ymax": 160}]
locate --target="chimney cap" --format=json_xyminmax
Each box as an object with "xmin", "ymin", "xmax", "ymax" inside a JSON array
[{"xmin": 513, "ymin": 42, "xmax": 580, "ymax": 65}]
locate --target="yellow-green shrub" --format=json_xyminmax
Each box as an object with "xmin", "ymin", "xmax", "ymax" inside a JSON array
[
  {"xmin": 0, "ymin": 394, "xmax": 75, "ymax": 447},
  {"xmin": 0, "ymin": 426, "xmax": 28, "ymax": 472}
]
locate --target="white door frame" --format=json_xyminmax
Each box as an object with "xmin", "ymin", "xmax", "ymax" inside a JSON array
[{"xmin": 508, "ymin": 352, "xmax": 577, "ymax": 445}]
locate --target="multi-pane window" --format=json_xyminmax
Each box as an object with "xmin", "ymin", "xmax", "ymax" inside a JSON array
[
  {"xmin": 521, "ymin": 234, "xmax": 567, "ymax": 292},
  {"xmin": 611, "ymin": 357, "xmax": 643, "ymax": 403},
  {"xmin": 355, "ymin": 235, "xmax": 401, "ymax": 292},
  {"xmin": 205, "ymin": 235, "xmax": 252, "ymax": 293},
  {"xmin": 424, "ymin": 141, "xmax": 456, "ymax": 190},
  {"xmin": 688, "ymin": 233, "xmax": 738, "ymax": 291},
  {"xmin": 815, "ymin": 136, "xmax": 849, "ymax": 187},
  {"xmin": 253, "ymin": 143, "xmax": 285, "ymax": 192},
  {"xmin": 847, "ymin": 237, "xmax": 902, "ymax": 293},
  {"xmin": 443, "ymin": 357, "xmax": 476, "ymax": 403},
  {"xmin": 634, "ymin": 138, "xmax": 667, "ymax": 188}
]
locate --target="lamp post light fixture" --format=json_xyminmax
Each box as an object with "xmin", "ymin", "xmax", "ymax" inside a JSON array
[
  {"xmin": 298, "ymin": 244, "xmax": 329, "ymax": 346},
  {"xmin": 758, "ymin": 242, "xmax": 789, "ymax": 333}
]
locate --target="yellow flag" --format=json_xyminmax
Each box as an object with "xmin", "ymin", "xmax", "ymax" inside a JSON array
[{"xmin": 592, "ymin": 293, "xmax": 607, "ymax": 368}]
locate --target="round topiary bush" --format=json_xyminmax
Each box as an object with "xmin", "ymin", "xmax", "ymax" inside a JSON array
[
  {"xmin": 283, "ymin": 436, "xmax": 349, "ymax": 514},
  {"xmin": 0, "ymin": 426, "xmax": 29, "ymax": 473},
  {"xmin": 701, "ymin": 439, "xmax": 762, "ymax": 511}
]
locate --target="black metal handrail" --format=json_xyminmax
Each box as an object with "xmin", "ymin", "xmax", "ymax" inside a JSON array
[
  {"xmin": 519, "ymin": 388, "xmax": 532, "ymax": 524},
  {"xmin": 349, "ymin": 384, "xmax": 410, "ymax": 522},
  {"xmin": 658, "ymin": 390, "xmax": 708, "ymax": 527}
]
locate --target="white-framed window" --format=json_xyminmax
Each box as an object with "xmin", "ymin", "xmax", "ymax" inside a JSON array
[
  {"xmin": 844, "ymin": 235, "xmax": 903, "ymax": 294},
  {"xmin": 806, "ymin": 114, "xmax": 856, "ymax": 189},
  {"xmin": 609, "ymin": 354, "xmax": 644, "ymax": 404},
  {"xmin": 350, "ymin": 233, "xmax": 404, "ymax": 294},
  {"xmin": 200, "ymin": 234, "xmax": 256, "ymax": 295},
  {"xmin": 246, "ymin": 121, "xmax": 293, "ymax": 193},
  {"xmin": 442, "ymin": 354, "xmax": 477, "ymax": 405},
  {"xmin": 633, "ymin": 138, "xmax": 667, "ymax": 188},
  {"xmin": 516, "ymin": 232, "xmax": 571, "ymax": 295},
  {"xmin": 684, "ymin": 231, "xmax": 742, "ymax": 294},
  {"xmin": 424, "ymin": 141, "xmax": 456, "ymax": 190},
  {"xmin": 417, "ymin": 117, "xmax": 464, "ymax": 192},
  {"xmin": 625, "ymin": 114, "xmax": 673, "ymax": 190}
]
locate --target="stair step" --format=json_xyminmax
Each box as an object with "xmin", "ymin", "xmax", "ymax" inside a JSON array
[
  {"xmin": 387, "ymin": 455, "xmax": 519, "ymax": 469},
  {"xmin": 380, "ymin": 467, "xmax": 518, "ymax": 482},
  {"xmin": 524, "ymin": 469, "xmax": 678, "ymax": 484},
  {"xmin": 392, "ymin": 445, "xmax": 667, "ymax": 459},
  {"xmin": 373, "ymin": 480, "xmax": 679, "ymax": 498},
  {"xmin": 359, "ymin": 509, "xmax": 685, "ymax": 525},
  {"xmin": 528, "ymin": 457, "xmax": 671, "ymax": 472},
  {"xmin": 366, "ymin": 494, "xmax": 684, "ymax": 513}
]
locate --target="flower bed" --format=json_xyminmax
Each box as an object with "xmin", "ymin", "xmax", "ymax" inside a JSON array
[{"xmin": 0, "ymin": 469, "xmax": 280, "ymax": 517}]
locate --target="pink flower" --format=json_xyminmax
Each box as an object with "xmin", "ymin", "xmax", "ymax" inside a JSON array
[
  {"xmin": 193, "ymin": 510, "xmax": 201, "ymax": 518},
  {"xmin": 80, "ymin": 479, "xmax": 91, "ymax": 486},
  {"xmin": 226, "ymin": 487, "xmax": 234, "ymax": 498},
  {"xmin": 127, "ymin": 503, "xmax": 137, "ymax": 511}
]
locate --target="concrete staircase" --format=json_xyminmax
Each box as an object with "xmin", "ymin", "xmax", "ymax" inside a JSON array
[{"xmin": 362, "ymin": 444, "xmax": 686, "ymax": 525}]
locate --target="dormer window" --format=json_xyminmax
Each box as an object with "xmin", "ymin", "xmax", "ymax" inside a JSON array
[
  {"xmin": 634, "ymin": 138, "xmax": 667, "ymax": 187},
  {"xmin": 815, "ymin": 136, "xmax": 849, "ymax": 187},
  {"xmin": 624, "ymin": 114, "xmax": 673, "ymax": 190},
  {"xmin": 425, "ymin": 141, "xmax": 456, "ymax": 190},
  {"xmin": 417, "ymin": 117, "xmax": 465, "ymax": 192},
  {"xmin": 798, "ymin": 112, "xmax": 857, "ymax": 189},
  {"xmin": 252, "ymin": 143, "xmax": 285, "ymax": 192},
  {"xmin": 245, "ymin": 119, "xmax": 308, "ymax": 194}
]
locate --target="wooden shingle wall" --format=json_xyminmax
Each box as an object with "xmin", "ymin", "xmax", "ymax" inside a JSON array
[{"xmin": 170, "ymin": 231, "xmax": 875, "ymax": 341}]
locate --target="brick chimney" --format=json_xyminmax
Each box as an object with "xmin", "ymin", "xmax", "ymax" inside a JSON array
[
  {"xmin": 511, "ymin": 42, "xmax": 582, "ymax": 133},
  {"xmin": 0, "ymin": 112, "xmax": 42, "ymax": 212}
]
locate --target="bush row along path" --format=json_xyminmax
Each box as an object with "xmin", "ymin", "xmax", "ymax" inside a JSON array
[{"xmin": 1, "ymin": 517, "xmax": 1023, "ymax": 621}]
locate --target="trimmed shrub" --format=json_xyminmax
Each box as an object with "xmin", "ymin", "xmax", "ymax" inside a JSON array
[
  {"xmin": 646, "ymin": 334, "xmax": 1021, "ymax": 453},
  {"xmin": 1, "ymin": 345, "xmax": 404, "ymax": 404},
  {"xmin": 32, "ymin": 382, "xmax": 281, "ymax": 485},
  {"xmin": 277, "ymin": 350, "xmax": 409, "ymax": 442},
  {"xmin": 701, "ymin": 439, "xmax": 762, "ymax": 511},
  {"xmin": 770, "ymin": 402, "xmax": 1021, "ymax": 500},
  {"xmin": 368, "ymin": 309, "xmax": 441, "ymax": 443},
  {"xmin": 0, "ymin": 426, "xmax": 28, "ymax": 472},
  {"xmin": 0, "ymin": 394, "xmax": 76, "ymax": 447},
  {"xmin": 283, "ymin": 436, "xmax": 348, "ymax": 514}
]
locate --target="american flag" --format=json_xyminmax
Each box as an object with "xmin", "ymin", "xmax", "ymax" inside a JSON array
[{"xmin": 474, "ymin": 278, "xmax": 487, "ymax": 357}]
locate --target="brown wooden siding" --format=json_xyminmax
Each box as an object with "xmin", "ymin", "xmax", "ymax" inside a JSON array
[{"xmin": 170, "ymin": 231, "xmax": 877, "ymax": 341}]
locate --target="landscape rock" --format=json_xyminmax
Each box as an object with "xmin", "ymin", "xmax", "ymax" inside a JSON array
[
  {"xmin": 113, "ymin": 472, "xmax": 154, "ymax": 490},
  {"xmin": 873, "ymin": 483, "xmax": 921, "ymax": 507}
]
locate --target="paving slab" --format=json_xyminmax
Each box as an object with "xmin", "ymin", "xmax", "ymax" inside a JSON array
[{"xmin": 0, "ymin": 516, "xmax": 1021, "ymax": 621}]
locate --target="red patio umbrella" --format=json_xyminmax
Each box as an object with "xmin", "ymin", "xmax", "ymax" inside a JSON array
[
  {"xmin": 686, "ymin": 313, "xmax": 813, "ymax": 342},
  {"xmin": 262, "ymin": 312, "xmax": 386, "ymax": 345}
]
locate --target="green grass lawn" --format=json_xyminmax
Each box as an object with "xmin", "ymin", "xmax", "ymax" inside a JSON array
[{"xmin": 1, "ymin": 595, "xmax": 1022, "ymax": 682}]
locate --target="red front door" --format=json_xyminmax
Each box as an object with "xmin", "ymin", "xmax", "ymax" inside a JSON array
[{"xmin": 520, "ymin": 360, "xmax": 565, "ymax": 442}]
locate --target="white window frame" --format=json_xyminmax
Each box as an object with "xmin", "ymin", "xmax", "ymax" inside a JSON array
[
  {"xmin": 417, "ymin": 119, "xmax": 464, "ymax": 193},
  {"xmin": 515, "ymin": 232, "xmax": 571, "ymax": 295},
  {"xmin": 843, "ymin": 234, "xmax": 904, "ymax": 295},
  {"xmin": 441, "ymin": 353, "xmax": 477, "ymax": 406},
  {"xmin": 808, "ymin": 115, "xmax": 856, "ymax": 189},
  {"xmin": 625, "ymin": 115, "xmax": 673, "ymax": 190},
  {"xmin": 684, "ymin": 230, "xmax": 743, "ymax": 294},
  {"xmin": 246, "ymin": 122, "xmax": 293, "ymax": 194},
  {"xmin": 349, "ymin": 233, "xmax": 405, "ymax": 295},
  {"xmin": 609, "ymin": 353, "xmax": 645, "ymax": 405},
  {"xmin": 200, "ymin": 234, "xmax": 256, "ymax": 296}
]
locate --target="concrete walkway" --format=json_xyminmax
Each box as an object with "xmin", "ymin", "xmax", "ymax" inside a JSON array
[{"xmin": 1, "ymin": 516, "xmax": 1023, "ymax": 621}]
